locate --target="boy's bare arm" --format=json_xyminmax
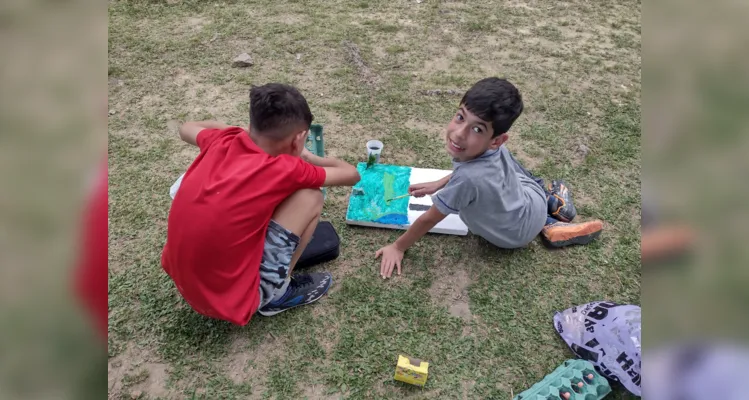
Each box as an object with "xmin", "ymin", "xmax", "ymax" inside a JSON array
[
  {"xmin": 394, "ymin": 206, "xmax": 446, "ymax": 251},
  {"xmin": 434, "ymin": 174, "xmax": 452, "ymax": 190},
  {"xmin": 409, "ymin": 174, "xmax": 452, "ymax": 197},
  {"xmin": 301, "ymin": 149, "xmax": 360, "ymax": 187},
  {"xmin": 376, "ymin": 206, "xmax": 447, "ymax": 278},
  {"xmin": 179, "ymin": 120, "xmax": 233, "ymax": 146},
  {"xmin": 301, "ymin": 148, "xmax": 340, "ymax": 167}
]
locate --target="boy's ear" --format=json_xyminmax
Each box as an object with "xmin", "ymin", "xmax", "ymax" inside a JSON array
[
  {"xmin": 290, "ymin": 129, "xmax": 309, "ymax": 154},
  {"xmin": 489, "ymin": 133, "xmax": 508, "ymax": 149}
]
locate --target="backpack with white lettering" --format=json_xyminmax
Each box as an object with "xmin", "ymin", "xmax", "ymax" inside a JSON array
[{"xmin": 553, "ymin": 301, "xmax": 642, "ymax": 396}]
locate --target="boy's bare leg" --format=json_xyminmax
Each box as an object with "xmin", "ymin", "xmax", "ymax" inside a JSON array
[
  {"xmin": 258, "ymin": 188, "xmax": 329, "ymax": 317},
  {"xmin": 271, "ymin": 188, "xmax": 323, "ymax": 275}
]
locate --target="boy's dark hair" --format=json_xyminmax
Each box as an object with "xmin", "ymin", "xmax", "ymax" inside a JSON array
[
  {"xmin": 249, "ymin": 83, "xmax": 313, "ymax": 140},
  {"xmin": 460, "ymin": 77, "xmax": 523, "ymax": 137}
]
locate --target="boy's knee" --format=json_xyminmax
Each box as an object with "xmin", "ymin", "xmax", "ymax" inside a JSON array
[{"xmin": 294, "ymin": 188, "xmax": 323, "ymax": 211}]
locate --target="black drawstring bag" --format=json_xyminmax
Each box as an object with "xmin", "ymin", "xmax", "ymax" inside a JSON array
[{"xmin": 296, "ymin": 221, "xmax": 340, "ymax": 269}]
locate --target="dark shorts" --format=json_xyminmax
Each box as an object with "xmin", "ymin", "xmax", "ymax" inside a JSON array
[{"xmin": 257, "ymin": 220, "xmax": 300, "ymax": 309}]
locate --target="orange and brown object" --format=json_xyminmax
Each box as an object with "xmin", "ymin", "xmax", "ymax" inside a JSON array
[
  {"xmin": 641, "ymin": 225, "xmax": 695, "ymax": 262},
  {"xmin": 542, "ymin": 220, "xmax": 604, "ymax": 248}
]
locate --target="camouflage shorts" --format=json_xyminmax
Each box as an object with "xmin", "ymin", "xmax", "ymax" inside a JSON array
[{"xmin": 258, "ymin": 220, "xmax": 300, "ymax": 310}]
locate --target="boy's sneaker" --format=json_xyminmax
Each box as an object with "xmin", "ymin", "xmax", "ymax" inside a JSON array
[
  {"xmin": 541, "ymin": 220, "xmax": 603, "ymax": 248},
  {"xmin": 547, "ymin": 180, "xmax": 577, "ymax": 222},
  {"xmin": 258, "ymin": 272, "xmax": 333, "ymax": 316}
]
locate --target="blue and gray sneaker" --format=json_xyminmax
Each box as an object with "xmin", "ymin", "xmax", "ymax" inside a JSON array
[
  {"xmin": 547, "ymin": 180, "xmax": 577, "ymax": 223},
  {"xmin": 257, "ymin": 272, "xmax": 333, "ymax": 316}
]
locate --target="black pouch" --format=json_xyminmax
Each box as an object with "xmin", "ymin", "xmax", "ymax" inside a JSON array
[{"xmin": 296, "ymin": 221, "xmax": 340, "ymax": 269}]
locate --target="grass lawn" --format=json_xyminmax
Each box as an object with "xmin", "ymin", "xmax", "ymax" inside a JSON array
[{"xmin": 108, "ymin": 0, "xmax": 641, "ymax": 398}]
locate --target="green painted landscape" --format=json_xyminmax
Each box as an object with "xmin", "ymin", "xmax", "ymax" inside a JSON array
[{"xmin": 346, "ymin": 163, "xmax": 411, "ymax": 226}]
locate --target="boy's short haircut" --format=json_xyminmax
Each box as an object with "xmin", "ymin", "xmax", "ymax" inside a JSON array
[
  {"xmin": 249, "ymin": 83, "xmax": 314, "ymax": 140},
  {"xmin": 460, "ymin": 77, "xmax": 523, "ymax": 137}
]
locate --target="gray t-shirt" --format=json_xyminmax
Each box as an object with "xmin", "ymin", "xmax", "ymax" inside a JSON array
[{"xmin": 432, "ymin": 146, "xmax": 547, "ymax": 248}]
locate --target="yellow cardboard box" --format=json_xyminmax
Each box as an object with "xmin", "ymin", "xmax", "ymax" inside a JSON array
[{"xmin": 394, "ymin": 355, "xmax": 429, "ymax": 386}]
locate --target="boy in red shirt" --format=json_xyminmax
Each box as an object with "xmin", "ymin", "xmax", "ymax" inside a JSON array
[{"xmin": 162, "ymin": 83, "xmax": 360, "ymax": 325}]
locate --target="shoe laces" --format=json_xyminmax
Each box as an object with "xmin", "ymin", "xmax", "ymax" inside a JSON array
[{"xmin": 291, "ymin": 274, "xmax": 314, "ymax": 288}]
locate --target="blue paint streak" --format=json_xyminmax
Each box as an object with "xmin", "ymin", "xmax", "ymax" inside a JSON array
[{"xmin": 375, "ymin": 214, "xmax": 409, "ymax": 225}]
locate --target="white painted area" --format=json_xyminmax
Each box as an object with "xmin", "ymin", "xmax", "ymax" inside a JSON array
[{"xmin": 345, "ymin": 167, "xmax": 469, "ymax": 236}]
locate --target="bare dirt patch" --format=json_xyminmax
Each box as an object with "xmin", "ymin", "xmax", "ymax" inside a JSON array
[
  {"xmin": 224, "ymin": 331, "xmax": 286, "ymax": 387},
  {"xmin": 420, "ymin": 46, "xmax": 459, "ymax": 74},
  {"xmin": 342, "ymin": 40, "xmax": 380, "ymax": 87},
  {"xmin": 186, "ymin": 16, "xmax": 209, "ymax": 31},
  {"xmin": 173, "ymin": 70, "xmax": 192, "ymax": 87},
  {"xmin": 266, "ymin": 13, "xmax": 305, "ymax": 25},
  {"xmin": 166, "ymin": 119, "xmax": 180, "ymax": 134},
  {"xmin": 321, "ymin": 122, "xmax": 368, "ymax": 159},
  {"xmin": 573, "ymin": 191, "xmax": 596, "ymax": 211},
  {"xmin": 171, "ymin": 70, "xmax": 240, "ymax": 120},
  {"xmin": 428, "ymin": 267, "xmax": 472, "ymax": 321},
  {"xmin": 108, "ymin": 343, "xmax": 174, "ymax": 399},
  {"xmin": 508, "ymin": 144, "xmax": 544, "ymax": 172},
  {"xmin": 331, "ymin": 257, "xmax": 358, "ymax": 282},
  {"xmin": 461, "ymin": 380, "xmax": 476, "ymax": 400},
  {"xmin": 130, "ymin": 363, "xmax": 169, "ymax": 399},
  {"xmin": 405, "ymin": 119, "xmax": 444, "ymax": 135},
  {"xmin": 139, "ymin": 94, "xmax": 165, "ymax": 109},
  {"xmin": 301, "ymin": 384, "xmax": 340, "ymax": 400}
]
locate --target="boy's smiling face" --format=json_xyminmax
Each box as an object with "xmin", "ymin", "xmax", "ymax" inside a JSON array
[{"xmin": 445, "ymin": 105, "xmax": 508, "ymax": 161}]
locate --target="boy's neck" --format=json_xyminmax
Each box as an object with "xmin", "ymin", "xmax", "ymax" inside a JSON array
[
  {"xmin": 249, "ymin": 131, "xmax": 294, "ymax": 157},
  {"xmin": 455, "ymin": 146, "xmax": 500, "ymax": 163}
]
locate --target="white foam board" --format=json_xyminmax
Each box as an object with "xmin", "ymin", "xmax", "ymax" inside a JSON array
[{"xmin": 345, "ymin": 167, "xmax": 469, "ymax": 236}]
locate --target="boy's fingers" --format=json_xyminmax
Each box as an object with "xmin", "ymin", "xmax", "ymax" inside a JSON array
[
  {"xmin": 375, "ymin": 249, "xmax": 382, "ymax": 258},
  {"xmin": 385, "ymin": 260, "xmax": 394, "ymax": 278},
  {"xmin": 396, "ymin": 260, "xmax": 401, "ymax": 275}
]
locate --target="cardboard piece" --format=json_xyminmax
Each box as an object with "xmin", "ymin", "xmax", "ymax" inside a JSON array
[{"xmin": 394, "ymin": 355, "xmax": 429, "ymax": 386}]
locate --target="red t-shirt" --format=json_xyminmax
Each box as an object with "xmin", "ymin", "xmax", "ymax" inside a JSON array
[
  {"xmin": 161, "ymin": 127, "xmax": 326, "ymax": 325},
  {"xmin": 74, "ymin": 158, "xmax": 108, "ymax": 340}
]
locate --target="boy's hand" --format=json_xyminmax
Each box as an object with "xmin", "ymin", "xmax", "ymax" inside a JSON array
[
  {"xmin": 409, "ymin": 174, "xmax": 452, "ymax": 197},
  {"xmin": 409, "ymin": 181, "xmax": 441, "ymax": 197},
  {"xmin": 374, "ymin": 206, "xmax": 446, "ymax": 279},
  {"xmin": 375, "ymin": 244, "xmax": 404, "ymax": 278}
]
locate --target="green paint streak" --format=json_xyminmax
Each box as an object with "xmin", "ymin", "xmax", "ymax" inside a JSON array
[{"xmin": 383, "ymin": 172, "xmax": 395, "ymax": 200}]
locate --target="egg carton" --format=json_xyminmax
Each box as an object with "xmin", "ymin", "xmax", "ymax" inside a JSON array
[
  {"xmin": 513, "ymin": 359, "xmax": 611, "ymax": 400},
  {"xmin": 305, "ymin": 124, "xmax": 325, "ymax": 158},
  {"xmin": 305, "ymin": 124, "xmax": 326, "ymax": 199}
]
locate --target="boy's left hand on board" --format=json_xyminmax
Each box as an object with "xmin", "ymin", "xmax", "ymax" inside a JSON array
[
  {"xmin": 409, "ymin": 181, "xmax": 440, "ymax": 197},
  {"xmin": 375, "ymin": 244, "xmax": 404, "ymax": 279}
]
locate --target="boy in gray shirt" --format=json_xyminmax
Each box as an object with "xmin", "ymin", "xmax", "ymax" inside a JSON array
[{"xmin": 375, "ymin": 77, "xmax": 603, "ymax": 278}]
